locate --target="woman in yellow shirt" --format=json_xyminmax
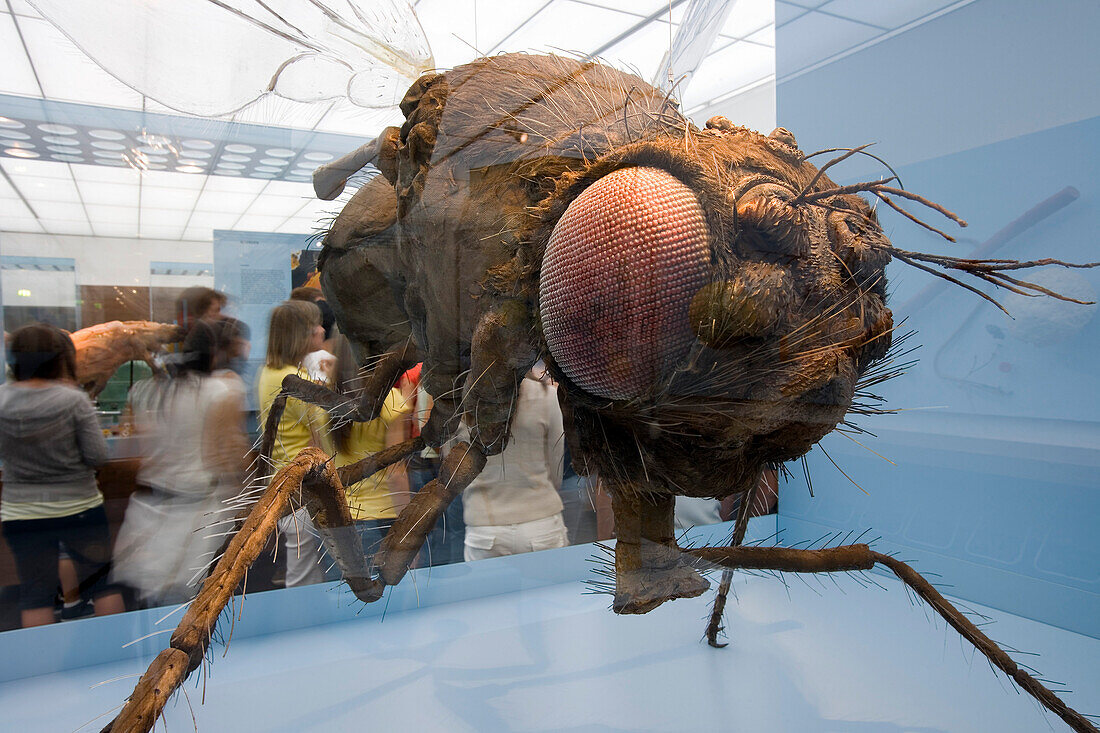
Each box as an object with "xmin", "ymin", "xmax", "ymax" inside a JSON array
[
  {"xmin": 256, "ymin": 300, "xmax": 333, "ymax": 587},
  {"xmin": 324, "ymin": 336, "xmax": 412, "ymax": 561}
]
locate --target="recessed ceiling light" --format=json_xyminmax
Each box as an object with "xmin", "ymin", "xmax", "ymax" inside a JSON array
[
  {"xmin": 51, "ymin": 154, "xmax": 85, "ymax": 163},
  {"xmin": 292, "ymin": 167, "xmax": 316, "ymax": 176},
  {"xmin": 302, "ymin": 152, "xmax": 333, "ymax": 162},
  {"xmin": 177, "ymin": 159, "xmax": 207, "ymax": 167},
  {"xmin": 214, "ymin": 169, "xmax": 242, "ymax": 176},
  {"xmin": 181, "ymin": 139, "xmax": 214, "ymax": 150},
  {"xmin": 254, "ymin": 166, "xmax": 282, "ymax": 173},
  {"xmin": 144, "ymin": 163, "xmax": 167, "ymax": 170},
  {"xmin": 99, "ymin": 159, "xmax": 128, "ymax": 166},
  {"xmin": 224, "ymin": 144, "xmax": 256, "ymax": 154},
  {"xmin": 285, "ymin": 175, "xmax": 310, "ymax": 182},
  {"xmin": 42, "ymin": 135, "xmax": 78, "ymax": 145},
  {"xmin": 0, "ymin": 130, "xmax": 31, "ymax": 140},
  {"xmin": 220, "ymin": 154, "xmax": 251, "ymax": 163},
  {"xmin": 253, "ymin": 172, "xmax": 276, "ymax": 178},
  {"xmin": 37, "ymin": 123, "xmax": 77, "ymax": 135},
  {"xmin": 89, "ymin": 129, "xmax": 126, "ymax": 141},
  {"xmin": 215, "ymin": 162, "xmax": 246, "ymax": 170},
  {"xmin": 91, "ymin": 141, "xmax": 126, "ymax": 150},
  {"xmin": 180, "ymin": 150, "xmax": 211, "ymax": 159},
  {"xmin": 5, "ymin": 148, "xmax": 40, "ymax": 158},
  {"xmin": 259, "ymin": 158, "xmax": 289, "ymax": 166},
  {"xmin": 7, "ymin": 140, "xmax": 35, "ymax": 149},
  {"xmin": 93, "ymin": 150, "xmax": 125, "ymax": 159},
  {"xmin": 0, "ymin": 117, "xmax": 24, "ymax": 129},
  {"xmin": 48, "ymin": 145, "xmax": 81, "ymax": 154},
  {"xmin": 265, "ymin": 148, "xmax": 295, "ymax": 158},
  {"xmin": 176, "ymin": 165, "xmax": 204, "ymax": 173}
]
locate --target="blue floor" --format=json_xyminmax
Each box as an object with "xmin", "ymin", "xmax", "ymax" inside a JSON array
[{"xmin": 1, "ymin": 522, "xmax": 1097, "ymax": 732}]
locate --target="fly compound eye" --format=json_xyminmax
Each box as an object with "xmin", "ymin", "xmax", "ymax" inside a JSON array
[{"xmin": 539, "ymin": 166, "xmax": 711, "ymax": 400}]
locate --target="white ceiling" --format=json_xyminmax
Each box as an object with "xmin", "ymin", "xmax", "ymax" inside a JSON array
[{"xmin": 0, "ymin": 0, "xmax": 968, "ymax": 243}]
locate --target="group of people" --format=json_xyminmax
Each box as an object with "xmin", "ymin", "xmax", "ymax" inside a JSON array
[{"xmin": 0, "ymin": 284, "xmax": 773, "ymax": 628}]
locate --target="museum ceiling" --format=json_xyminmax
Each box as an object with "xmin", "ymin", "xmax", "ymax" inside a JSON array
[{"xmin": 0, "ymin": 0, "xmax": 968, "ymax": 241}]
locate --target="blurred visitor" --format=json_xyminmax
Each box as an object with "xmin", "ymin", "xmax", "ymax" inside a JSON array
[
  {"xmin": 0, "ymin": 323, "xmax": 125, "ymax": 627},
  {"xmin": 459, "ymin": 364, "xmax": 568, "ymax": 560},
  {"xmin": 175, "ymin": 286, "xmax": 225, "ymax": 335},
  {"xmin": 112, "ymin": 320, "xmax": 249, "ymax": 607},
  {"xmin": 257, "ymin": 300, "xmax": 334, "ymax": 587}
]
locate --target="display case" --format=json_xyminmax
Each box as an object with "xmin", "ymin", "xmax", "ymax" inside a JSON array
[{"xmin": 0, "ymin": 2, "xmax": 1097, "ymax": 731}]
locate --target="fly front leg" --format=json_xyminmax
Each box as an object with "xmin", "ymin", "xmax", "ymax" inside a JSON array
[
  {"xmin": 681, "ymin": 543, "xmax": 1098, "ymax": 733},
  {"xmin": 371, "ymin": 440, "xmax": 487, "ymax": 584},
  {"xmin": 611, "ymin": 488, "xmax": 710, "ymax": 614},
  {"xmin": 372, "ymin": 301, "xmax": 535, "ymax": 582},
  {"xmin": 704, "ymin": 476, "xmax": 762, "ymax": 647}
]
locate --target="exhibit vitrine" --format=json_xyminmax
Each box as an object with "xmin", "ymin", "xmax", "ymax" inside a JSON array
[{"xmin": 0, "ymin": 2, "xmax": 1097, "ymax": 731}]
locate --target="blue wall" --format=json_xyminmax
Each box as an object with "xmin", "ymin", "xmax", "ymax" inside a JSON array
[{"xmin": 776, "ymin": 0, "xmax": 1100, "ymax": 637}]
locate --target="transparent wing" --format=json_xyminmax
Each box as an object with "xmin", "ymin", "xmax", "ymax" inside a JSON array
[{"xmin": 27, "ymin": 0, "xmax": 435, "ymax": 116}]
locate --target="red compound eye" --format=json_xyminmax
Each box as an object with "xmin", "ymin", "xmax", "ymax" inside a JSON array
[{"xmin": 539, "ymin": 166, "xmax": 711, "ymax": 400}]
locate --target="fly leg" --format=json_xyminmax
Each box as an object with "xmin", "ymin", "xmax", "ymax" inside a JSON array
[
  {"xmin": 257, "ymin": 340, "xmax": 419, "ymax": 462},
  {"xmin": 704, "ymin": 476, "xmax": 762, "ymax": 647},
  {"xmin": 682, "ymin": 544, "xmax": 1098, "ymax": 733},
  {"xmin": 372, "ymin": 301, "xmax": 537, "ymax": 583},
  {"xmin": 104, "ymin": 449, "xmax": 334, "ymax": 733}
]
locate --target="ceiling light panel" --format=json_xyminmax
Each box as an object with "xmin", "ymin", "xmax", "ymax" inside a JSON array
[
  {"xmin": 0, "ymin": 15, "xmax": 41, "ymax": 98},
  {"xmin": 185, "ymin": 211, "xmax": 243, "ymax": 231},
  {"xmin": 479, "ymin": 0, "xmax": 554, "ymax": 53},
  {"xmin": 194, "ymin": 188, "xmax": 260, "ymax": 214},
  {"xmin": 412, "ymin": 0, "xmax": 478, "ymax": 68},
  {"xmin": 8, "ymin": 174, "xmax": 82, "ymax": 204},
  {"xmin": 505, "ymin": 2, "xmax": 639, "ymax": 55},
  {"xmin": 140, "ymin": 186, "xmax": 201, "ymax": 210},
  {"xmin": 575, "ymin": 0, "xmax": 662, "ymax": 15},
  {"xmin": 234, "ymin": 214, "xmax": 288, "ymax": 232},
  {"xmin": 139, "ymin": 223, "xmax": 186, "ymax": 240},
  {"xmin": 84, "ymin": 203, "xmax": 138, "ymax": 225},
  {"xmin": 17, "ymin": 17, "xmax": 143, "ymax": 108},
  {"xmin": 0, "ymin": 197, "xmax": 35, "ymax": 219},
  {"xmin": 3, "ymin": 1, "xmax": 44, "ymax": 18},
  {"xmin": 139, "ymin": 208, "xmax": 191, "ymax": 227},
  {"xmin": 245, "ymin": 194, "xmax": 311, "ymax": 217},
  {"xmin": 37, "ymin": 218, "xmax": 93, "ymax": 236},
  {"xmin": 819, "ymin": 0, "xmax": 958, "ymax": 30},
  {"xmin": 90, "ymin": 220, "xmax": 138, "ymax": 238},
  {"xmin": 775, "ymin": 2, "xmax": 812, "ymax": 26},
  {"xmin": 2, "ymin": 157, "xmax": 72, "ymax": 179},
  {"xmin": 777, "ymin": 11, "xmax": 878, "ymax": 76},
  {"xmin": 684, "ymin": 40, "xmax": 774, "ymax": 110},
  {"xmin": 746, "ymin": 24, "xmax": 776, "ymax": 47},
  {"xmin": 28, "ymin": 200, "xmax": 86, "ymax": 221},
  {"xmin": 721, "ymin": 0, "xmax": 775, "ymax": 39},
  {"xmin": 76, "ymin": 180, "xmax": 137, "ymax": 207},
  {"xmin": 68, "ymin": 164, "xmax": 141, "ymax": 185}
]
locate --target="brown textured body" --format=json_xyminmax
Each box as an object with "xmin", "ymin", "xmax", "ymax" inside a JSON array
[{"xmin": 104, "ymin": 55, "xmax": 1097, "ymax": 733}]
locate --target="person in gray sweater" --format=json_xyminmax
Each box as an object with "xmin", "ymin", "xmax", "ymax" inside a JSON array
[
  {"xmin": 460, "ymin": 365, "xmax": 568, "ymax": 560},
  {"xmin": 0, "ymin": 323, "xmax": 125, "ymax": 627}
]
